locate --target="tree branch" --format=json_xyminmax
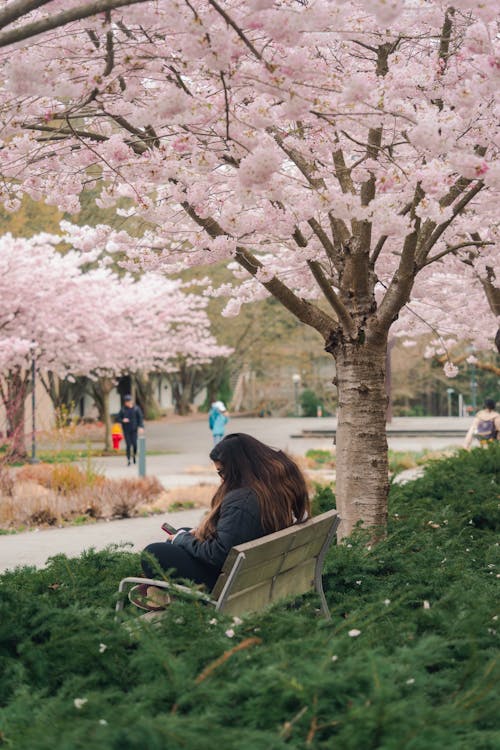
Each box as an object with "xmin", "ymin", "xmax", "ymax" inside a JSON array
[
  {"xmin": 376, "ymin": 186, "xmax": 424, "ymax": 330},
  {"xmin": 179, "ymin": 198, "xmax": 335, "ymax": 338},
  {"xmin": 206, "ymin": 0, "xmax": 263, "ymax": 62},
  {"xmin": 103, "ymin": 10, "xmax": 115, "ymax": 77},
  {"xmin": 422, "ymin": 239, "xmax": 494, "ymax": 267},
  {"xmin": 0, "ymin": 0, "xmax": 52, "ymax": 30},
  {"xmin": 0, "ymin": 0, "xmax": 150, "ymax": 47},
  {"xmin": 307, "ymin": 260, "xmax": 355, "ymax": 335},
  {"xmin": 25, "ymin": 123, "xmax": 108, "ymax": 142},
  {"xmin": 422, "ymin": 181, "xmax": 485, "ymax": 260},
  {"xmin": 273, "ymin": 130, "xmax": 347, "ymax": 256}
]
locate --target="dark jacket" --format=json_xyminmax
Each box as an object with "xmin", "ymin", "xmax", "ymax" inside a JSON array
[
  {"xmin": 172, "ymin": 487, "xmax": 265, "ymax": 572},
  {"xmin": 116, "ymin": 404, "xmax": 144, "ymax": 432}
]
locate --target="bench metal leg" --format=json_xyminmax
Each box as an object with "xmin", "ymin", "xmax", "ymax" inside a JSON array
[
  {"xmin": 314, "ymin": 514, "xmax": 341, "ymax": 619},
  {"xmin": 115, "ymin": 576, "xmax": 214, "ymax": 619},
  {"xmin": 214, "ymin": 552, "xmax": 245, "ymax": 612}
]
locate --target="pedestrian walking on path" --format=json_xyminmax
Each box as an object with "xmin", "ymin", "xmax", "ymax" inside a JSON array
[
  {"xmin": 463, "ymin": 398, "xmax": 500, "ymax": 449},
  {"xmin": 208, "ymin": 400, "xmax": 228, "ymax": 445},
  {"xmin": 116, "ymin": 395, "xmax": 144, "ymax": 465}
]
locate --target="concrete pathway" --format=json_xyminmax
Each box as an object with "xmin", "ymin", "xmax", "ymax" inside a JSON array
[
  {"xmin": 0, "ymin": 507, "xmax": 204, "ymax": 574},
  {"xmin": 0, "ymin": 416, "xmax": 468, "ymax": 574}
]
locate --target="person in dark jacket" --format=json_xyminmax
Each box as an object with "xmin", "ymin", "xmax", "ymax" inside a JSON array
[
  {"xmin": 129, "ymin": 433, "xmax": 310, "ymax": 610},
  {"xmin": 116, "ymin": 395, "xmax": 144, "ymax": 466}
]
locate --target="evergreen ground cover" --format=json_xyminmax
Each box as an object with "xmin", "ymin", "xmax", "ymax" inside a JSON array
[{"xmin": 0, "ymin": 446, "xmax": 498, "ymax": 749}]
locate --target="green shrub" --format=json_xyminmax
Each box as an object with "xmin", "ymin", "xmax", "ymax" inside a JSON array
[
  {"xmin": 305, "ymin": 449, "xmax": 335, "ymax": 468},
  {"xmin": 300, "ymin": 388, "xmax": 323, "ymax": 417},
  {"xmin": 0, "ymin": 444, "xmax": 498, "ymax": 749}
]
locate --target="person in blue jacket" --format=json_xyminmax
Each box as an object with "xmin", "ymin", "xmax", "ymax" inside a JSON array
[
  {"xmin": 208, "ymin": 400, "xmax": 229, "ymax": 444},
  {"xmin": 129, "ymin": 432, "xmax": 310, "ymax": 611}
]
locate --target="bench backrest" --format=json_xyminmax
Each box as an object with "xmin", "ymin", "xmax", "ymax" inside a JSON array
[{"xmin": 211, "ymin": 509, "xmax": 339, "ymax": 616}]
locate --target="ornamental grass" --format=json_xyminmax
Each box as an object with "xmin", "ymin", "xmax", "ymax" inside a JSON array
[{"xmin": 0, "ymin": 444, "xmax": 498, "ymax": 749}]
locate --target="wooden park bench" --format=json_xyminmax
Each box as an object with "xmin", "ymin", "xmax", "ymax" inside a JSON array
[{"xmin": 116, "ymin": 508, "xmax": 340, "ymax": 620}]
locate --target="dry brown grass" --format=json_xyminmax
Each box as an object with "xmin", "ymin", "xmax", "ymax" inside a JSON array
[
  {"xmin": 38, "ymin": 421, "xmax": 105, "ymax": 449},
  {"xmin": 139, "ymin": 482, "xmax": 218, "ymax": 515},
  {"xmin": 0, "ymin": 466, "xmax": 165, "ymax": 529}
]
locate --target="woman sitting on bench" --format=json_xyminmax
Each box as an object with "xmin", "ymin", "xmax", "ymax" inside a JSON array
[{"xmin": 129, "ymin": 432, "xmax": 310, "ymax": 611}]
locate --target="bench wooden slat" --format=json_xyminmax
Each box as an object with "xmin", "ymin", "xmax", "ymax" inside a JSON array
[
  {"xmin": 220, "ymin": 559, "xmax": 316, "ymax": 616},
  {"xmin": 211, "ymin": 510, "xmax": 337, "ymax": 600},
  {"xmin": 215, "ymin": 536, "xmax": 328, "ymax": 594}
]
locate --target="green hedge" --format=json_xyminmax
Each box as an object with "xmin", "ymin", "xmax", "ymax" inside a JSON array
[{"xmin": 0, "ymin": 445, "xmax": 498, "ymax": 749}]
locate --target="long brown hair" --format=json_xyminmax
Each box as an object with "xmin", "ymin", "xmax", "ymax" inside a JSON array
[{"xmin": 195, "ymin": 433, "xmax": 310, "ymax": 541}]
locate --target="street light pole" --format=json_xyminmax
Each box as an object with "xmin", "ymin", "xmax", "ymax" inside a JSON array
[{"xmin": 30, "ymin": 354, "xmax": 39, "ymax": 464}]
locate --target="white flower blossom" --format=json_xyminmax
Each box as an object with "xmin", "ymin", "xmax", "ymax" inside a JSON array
[
  {"xmin": 225, "ymin": 628, "xmax": 235, "ymax": 638},
  {"xmin": 74, "ymin": 698, "xmax": 88, "ymax": 709},
  {"xmin": 99, "ymin": 643, "xmax": 107, "ymax": 653},
  {"xmin": 348, "ymin": 629, "xmax": 361, "ymax": 637},
  {"xmin": 406, "ymin": 678, "xmax": 415, "ymax": 685},
  {"xmin": 423, "ymin": 600, "xmax": 430, "ymax": 609},
  {"xmin": 383, "ymin": 599, "xmax": 391, "ymax": 606}
]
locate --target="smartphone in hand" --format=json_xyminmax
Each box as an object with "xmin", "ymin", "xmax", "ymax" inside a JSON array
[{"xmin": 161, "ymin": 521, "xmax": 178, "ymax": 535}]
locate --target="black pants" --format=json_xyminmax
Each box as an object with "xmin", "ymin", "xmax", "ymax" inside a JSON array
[
  {"xmin": 141, "ymin": 541, "xmax": 220, "ymax": 591},
  {"xmin": 123, "ymin": 429, "xmax": 137, "ymax": 461}
]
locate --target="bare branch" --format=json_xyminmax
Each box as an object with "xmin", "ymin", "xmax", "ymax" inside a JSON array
[
  {"xmin": 220, "ymin": 72, "xmax": 230, "ymax": 141},
  {"xmin": 422, "ymin": 239, "xmax": 494, "ymax": 267},
  {"xmin": 25, "ymin": 123, "xmax": 108, "ymax": 142}
]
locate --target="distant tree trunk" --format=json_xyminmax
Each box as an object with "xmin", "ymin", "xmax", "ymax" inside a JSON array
[
  {"xmin": 39, "ymin": 372, "xmax": 88, "ymax": 425},
  {"xmin": 89, "ymin": 376, "xmax": 115, "ymax": 450},
  {"xmin": 135, "ymin": 371, "xmax": 161, "ymax": 419},
  {"xmin": 0, "ymin": 367, "xmax": 28, "ymax": 460},
  {"xmin": 167, "ymin": 360, "xmax": 204, "ymax": 415}
]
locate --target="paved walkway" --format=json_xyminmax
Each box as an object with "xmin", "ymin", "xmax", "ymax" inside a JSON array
[
  {"xmin": 0, "ymin": 507, "xmax": 204, "ymax": 574},
  {"xmin": 0, "ymin": 416, "xmax": 468, "ymax": 573}
]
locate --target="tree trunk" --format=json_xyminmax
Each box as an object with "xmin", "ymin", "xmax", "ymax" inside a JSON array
[
  {"xmin": 40, "ymin": 372, "xmax": 88, "ymax": 425},
  {"xmin": 90, "ymin": 377, "xmax": 114, "ymax": 450},
  {"xmin": 135, "ymin": 371, "xmax": 161, "ymax": 419},
  {"xmin": 168, "ymin": 361, "xmax": 200, "ymax": 415},
  {"xmin": 1, "ymin": 368, "xmax": 28, "ymax": 460},
  {"xmin": 334, "ymin": 340, "xmax": 389, "ymax": 538}
]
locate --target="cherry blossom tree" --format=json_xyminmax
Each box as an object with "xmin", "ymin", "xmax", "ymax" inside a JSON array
[
  {"xmin": 0, "ymin": 0, "xmax": 498, "ymax": 532},
  {"xmin": 0, "ymin": 233, "xmax": 229, "ymax": 454}
]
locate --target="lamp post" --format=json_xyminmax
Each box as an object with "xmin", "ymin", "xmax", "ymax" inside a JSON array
[
  {"xmin": 30, "ymin": 354, "xmax": 39, "ymax": 464},
  {"xmin": 292, "ymin": 373, "xmax": 301, "ymax": 417}
]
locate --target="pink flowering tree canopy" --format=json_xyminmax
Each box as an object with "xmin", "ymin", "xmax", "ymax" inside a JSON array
[
  {"xmin": 0, "ymin": 0, "xmax": 498, "ymax": 532},
  {"xmin": 0, "ymin": 233, "xmax": 230, "ymax": 452}
]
